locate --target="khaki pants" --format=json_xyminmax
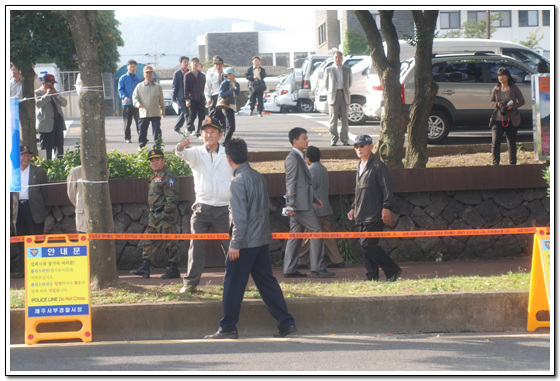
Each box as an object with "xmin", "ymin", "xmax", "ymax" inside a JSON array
[{"xmin": 299, "ymin": 215, "xmax": 344, "ymax": 266}]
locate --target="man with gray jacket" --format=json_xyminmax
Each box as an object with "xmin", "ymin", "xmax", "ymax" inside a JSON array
[
  {"xmin": 323, "ymin": 51, "xmax": 352, "ymax": 146},
  {"xmin": 204, "ymin": 138, "xmax": 296, "ymax": 340},
  {"xmin": 35, "ymin": 74, "xmax": 67, "ymax": 160}
]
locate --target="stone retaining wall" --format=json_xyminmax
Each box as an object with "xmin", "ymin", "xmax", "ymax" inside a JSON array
[{"xmin": 44, "ymin": 187, "xmax": 549, "ymax": 270}]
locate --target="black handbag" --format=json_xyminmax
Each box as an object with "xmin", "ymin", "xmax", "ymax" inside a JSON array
[{"xmin": 252, "ymin": 79, "xmax": 267, "ymax": 93}]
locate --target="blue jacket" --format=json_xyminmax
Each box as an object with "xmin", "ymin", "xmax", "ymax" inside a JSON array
[
  {"xmin": 219, "ymin": 79, "xmax": 240, "ymax": 107},
  {"xmin": 172, "ymin": 68, "xmax": 189, "ymax": 102},
  {"xmin": 118, "ymin": 72, "xmax": 142, "ymax": 106}
]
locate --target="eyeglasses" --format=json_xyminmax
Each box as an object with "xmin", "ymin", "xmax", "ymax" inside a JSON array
[{"xmin": 354, "ymin": 144, "xmax": 365, "ymax": 149}]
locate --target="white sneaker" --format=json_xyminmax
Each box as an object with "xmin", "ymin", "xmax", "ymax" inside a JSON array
[{"xmin": 258, "ymin": 113, "xmax": 263, "ymax": 117}]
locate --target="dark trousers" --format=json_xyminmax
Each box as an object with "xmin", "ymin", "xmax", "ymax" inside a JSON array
[
  {"xmin": 122, "ymin": 105, "xmax": 139, "ymax": 140},
  {"xmin": 491, "ymin": 121, "xmax": 518, "ymax": 165},
  {"xmin": 358, "ymin": 221, "xmax": 400, "ymax": 280},
  {"xmin": 249, "ymin": 91, "xmax": 264, "ymax": 113},
  {"xmin": 223, "ymin": 108, "xmax": 236, "ymax": 144},
  {"xmin": 15, "ymin": 201, "xmax": 45, "ymax": 271},
  {"xmin": 138, "ymin": 116, "xmax": 162, "ymax": 148},
  {"xmin": 173, "ymin": 100, "xmax": 189, "ymax": 131},
  {"xmin": 187, "ymin": 98, "xmax": 206, "ymax": 134},
  {"xmin": 219, "ymin": 244, "xmax": 295, "ymax": 333},
  {"xmin": 208, "ymin": 94, "xmax": 226, "ymax": 128},
  {"xmin": 39, "ymin": 117, "xmax": 65, "ymax": 160}
]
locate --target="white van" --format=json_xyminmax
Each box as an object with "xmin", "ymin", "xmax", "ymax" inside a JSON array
[{"xmin": 364, "ymin": 38, "xmax": 550, "ymax": 119}]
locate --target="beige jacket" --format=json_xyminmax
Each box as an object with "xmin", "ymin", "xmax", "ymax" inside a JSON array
[{"xmin": 132, "ymin": 81, "xmax": 165, "ymax": 118}]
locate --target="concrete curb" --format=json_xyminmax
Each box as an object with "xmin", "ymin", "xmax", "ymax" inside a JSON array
[{"xmin": 10, "ymin": 291, "xmax": 529, "ymax": 344}]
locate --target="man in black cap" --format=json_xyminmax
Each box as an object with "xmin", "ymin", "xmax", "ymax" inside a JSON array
[
  {"xmin": 130, "ymin": 149, "xmax": 181, "ymax": 279},
  {"xmin": 347, "ymin": 135, "xmax": 402, "ymax": 282},
  {"xmin": 175, "ymin": 117, "xmax": 233, "ymax": 293},
  {"xmin": 35, "ymin": 74, "xmax": 67, "ymax": 160},
  {"xmin": 13, "ymin": 146, "xmax": 49, "ymax": 278}
]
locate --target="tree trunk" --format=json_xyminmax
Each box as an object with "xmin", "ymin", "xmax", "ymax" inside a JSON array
[
  {"xmin": 67, "ymin": 10, "xmax": 118, "ymax": 289},
  {"xmin": 354, "ymin": 10, "xmax": 407, "ymax": 168},
  {"xmin": 405, "ymin": 11, "xmax": 439, "ymax": 168},
  {"xmin": 19, "ymin": 65, "xmax": 38, "ymax": 153}
]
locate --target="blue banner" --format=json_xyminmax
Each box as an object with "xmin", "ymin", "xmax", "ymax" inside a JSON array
[{"xmin": 10, "ymin": 97, "xmax": 21, "ymax": 191}]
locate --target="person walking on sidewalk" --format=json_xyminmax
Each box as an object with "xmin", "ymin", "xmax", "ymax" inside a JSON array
[
  {"xmin": 184, "ymin": 57, "xmax": 207, "ymax": 138},
  {"xmin": 299, "ymin": 146, "xmax": 345, "ymax": 269},
  {"xmin": 172, "ymin": 56, "xmax": 190, "ymax": 135},
  {"xmin": 130, "ymin": 149, "xmax": 181, "ymax": 279},
  {"xmin": 205, "ymin": 138, "xmax": 297, "ymax": 340},
  {"xmin": 245, "ymin": 56, "xmax": 267, "ymax": 117},
  {"xmin": 283, "ymin": 128, "xmax": 334, "ymax": 278},
  {"xmin": 118, "ymin": 59, "xmax": 142, "ymax": 144},
  {"xmin": 175, "ymin": 117, "xmax": 233, "ymax": 294},
  {"xmin": 204, "ymin": 55, "xmax": 226, "ymax": 128},
  {"xmin": 133, "ymin": 65, "xmax": 166, "ymax": 149},
  {"xmin": 347, "ymin": 135, "xmax": 402, "ymax": 282},
  {"xmin": 218, "ymin": 67, "xmax": 241, "ymax": 144},
  {"xmin": 323, "ymin": 51, "xmax": 352, "ymax": 146},
  {"xmin": 35, "ymin": 74, "xmax": 68, "ymax": 160}
]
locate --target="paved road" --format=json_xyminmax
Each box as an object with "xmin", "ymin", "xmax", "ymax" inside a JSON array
[
  {"xmin": 9, "ymin": 332, "xmax": 550, "ymax": 373},
  {"xmin": 62, "ymin": 112, "xmax": 533, "ymax": 156}
]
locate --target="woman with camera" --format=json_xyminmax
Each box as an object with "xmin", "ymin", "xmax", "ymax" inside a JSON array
[
  {"xmin": 218, "ymin": 67, "xmax": 241, "ymax": 144},
  {"xmin": 489, "ymin": 67, "xmax": 525, "ymax": 165}
]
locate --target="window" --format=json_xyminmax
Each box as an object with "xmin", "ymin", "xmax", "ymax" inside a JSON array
[
  {"xmin": 487, "ymin": 60, "xmax": 531, "ymax": 84},
  {"xmin": 440, "ymin": 11, "xmax": 461, "ymax": 29},
  {"xmin": 491, "ymin": 11, "xmax": 511, "ymax": 27},
  {"xmin": 318, "ymin": 23, "xmax": 326, "ymax": 46},
  {"xmin": 518, "ymin": 10, "xmax": 538, "ymax": 26},
  {"xmin": 502, "ymin": 48, "xmax": 549, "ymax": 73},
  {"xmin": 543, "ymin": 10, "xmax": 550, "ymax": 26},
  {"xmin": 467, "ymin": 11, "xmax": 486, "ymax": 23},
  {"xmin": 432, "ymin": 60, "xmax": 484, "ymax": 83}
]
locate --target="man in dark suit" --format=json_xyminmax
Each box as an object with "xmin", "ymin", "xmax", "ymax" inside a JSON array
[
  {"xmin": 323, "ymin": 51, "xmax": 352, "ymax": 146},
  {"xmin": 172, "ymin": 56, "xmax": 190, "ymax": 134},
  {"xmin": 14, "ymin": 145, "xmax": 49, "ymax": 278},
  {"xmin": 283, "ymin": 127, "xmax": 334, "ymax": 278},
  {"xmin": 245, "ymin": 56, "xmax": 267, "ymax": 117}
]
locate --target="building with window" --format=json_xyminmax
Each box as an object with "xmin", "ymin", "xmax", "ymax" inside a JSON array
[{"xmin": 436, "ymin": 9, "xmax": 551, "ymax": 58}]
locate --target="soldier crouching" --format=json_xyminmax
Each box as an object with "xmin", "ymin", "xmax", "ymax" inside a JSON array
[{"xmin": 131, "ymin": 148, "xmax": 181, "ymax": 279}]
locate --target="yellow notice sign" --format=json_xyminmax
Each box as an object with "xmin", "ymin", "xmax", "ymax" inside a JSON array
[
  {"xmin": 24, "ymin": 235, "xmax": 92, "ymax": 344},
  {"xmin": 527, "ymin": 229, "xmax": 550, "ymax": 332}
]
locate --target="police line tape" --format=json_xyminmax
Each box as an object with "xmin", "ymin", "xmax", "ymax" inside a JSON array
[{"xmin": 10, "ymin": 227, "xmax": 550, "ymax": 243}]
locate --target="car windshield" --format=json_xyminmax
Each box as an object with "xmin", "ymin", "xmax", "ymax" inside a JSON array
[{"xmin": 501, "ymin": 48, "xmax": 549, "ymax": 73}]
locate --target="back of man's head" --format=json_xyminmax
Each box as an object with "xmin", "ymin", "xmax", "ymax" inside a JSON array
[
  {"xmin": 225, "ymin": 138, "xmax": 248, "ymax": 164},
  {"xmin": 288, "ymin": 127, "xmax": 307, "ymax": 146},
  {"xmin": 305, "ymin": 146, "xmax": 320, "ymax": 163}
]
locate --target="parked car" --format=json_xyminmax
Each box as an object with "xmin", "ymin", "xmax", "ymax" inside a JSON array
[
  {"xmin": 292, "ymin": 54, "xmax": 331, "ymax": 111},
  {"xmin": 272, "ymin": 73, "xmax": 298, "ymax": 112},
  {"xmin": 309, "ymin": 55, "xmax": 367, "ymax": 102},
  {"xmin": 313, "ymin": 56, "xmax": 372, "ymax": 125},
  {"xmin": 367, "ymin": 53, "xmax": 536, "ymax": 144}
]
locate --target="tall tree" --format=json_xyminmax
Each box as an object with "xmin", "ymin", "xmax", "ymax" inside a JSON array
[
  {"xmin": 67, "ymin": 10, "xmax": 118, "ymax": 289},
  {"xmin": 404, "ymin": 11, "xmax": 439, "ymax": 168},
  {"xmin": 354, "ymin": 10, "xmax": 408, "ymax": 168}
]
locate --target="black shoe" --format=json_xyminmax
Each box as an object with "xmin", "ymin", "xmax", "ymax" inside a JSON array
[
  {"xmin": 161, "ymin": 264, "xmax": 180, "ymax": 279},
  {"xmin": 386, "ymin": 268, "xmax": 403, "ymax": 282},
  {"xmin": 310, "ymin": 270, "xmax": 335, "ymax": 277},
  {"xmin": 130, "ymin": 259, "xmax": 151, "ymax": 278},
  {"xmin": 204, "ymin": 331, "xmax": 238, "ymax": 340},
  {"xmin": 275, "ymin": 325, "xmax": 297, "ymax": 338},
  {"xmin": 342, "ymin": 142, "xmax": 350, "ymax": 146},
  {"xmin": 297, "ymin": 264, "xmax": 309, "ymax": 270},
  {"xmin": 174, "ymin": 128, "xmax": 182, "ymax": 135},
  {"xmin": 284, "ymin": 271, "xmax": 307, "ymax": 278},
  {"xmin": 327, "ymin": 262, "xmax": 345, "ymax": 268},
  {"xmin": 366, "ymin": 276, "xmax": 380, "ymax": 281}
]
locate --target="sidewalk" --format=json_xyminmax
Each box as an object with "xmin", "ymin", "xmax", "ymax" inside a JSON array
[{"xmin": 9, "ymin": 258, "xmax": 532, "ymax": 290}]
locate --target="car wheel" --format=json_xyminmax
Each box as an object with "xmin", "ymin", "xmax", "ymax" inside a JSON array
[
  {"xmin": 348, "ymin": 99, "xmax": 366, "ymax": 125},
  {"xmin": 297, "ymin": 99, "xmax": 314, "ymax": 113},
  {"xmin": 427, "ymin": 110, "xmax": 451, "ymax": 144}
]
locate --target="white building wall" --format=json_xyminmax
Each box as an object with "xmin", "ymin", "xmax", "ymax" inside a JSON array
[{"xmin": 435, "ymin": 10, "xmax": 552, "ymax": 58}]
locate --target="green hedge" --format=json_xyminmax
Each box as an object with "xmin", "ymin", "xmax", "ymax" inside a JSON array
[{"xmin": 32, "ymin": 143, "xmax": 192, "ymax": 181}]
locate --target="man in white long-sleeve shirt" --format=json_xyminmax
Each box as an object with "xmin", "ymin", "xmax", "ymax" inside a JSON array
[{"xmin": 175, "ymin": 116, "xmax": 233, "ymax": 293}]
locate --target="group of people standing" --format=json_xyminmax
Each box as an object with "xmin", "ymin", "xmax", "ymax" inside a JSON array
[{"xmin": 118, "ymin": 54, "xmax": 268, "ymax": 151}]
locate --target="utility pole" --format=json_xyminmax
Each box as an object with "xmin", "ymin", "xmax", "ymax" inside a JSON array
[{"xmin": 145, "ymin": 45, "xmax": 166, "ymax": 71}]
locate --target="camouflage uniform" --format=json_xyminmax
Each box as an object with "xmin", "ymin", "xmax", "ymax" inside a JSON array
[{"xmin": 142, "ymin": 165, "xmax": 180, "ymax": 263}]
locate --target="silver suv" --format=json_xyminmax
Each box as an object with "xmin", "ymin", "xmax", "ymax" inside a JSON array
[{"xmin": 369, "ymin": 53, "xmax": 536, "ymax": 143}]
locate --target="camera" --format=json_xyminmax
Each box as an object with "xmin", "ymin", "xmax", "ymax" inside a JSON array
[{"xmin": 500, "ymin": 100, "xmax": 514, "ymax": 116}]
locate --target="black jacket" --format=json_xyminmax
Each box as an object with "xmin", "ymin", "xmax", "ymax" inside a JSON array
[
  {"xmin": 245, "ymin": 66, "xmax": 267, "ymax": 84},
  {"xmin": 352, "ymin": 154, "xmax": 394, "ymax": 224}
]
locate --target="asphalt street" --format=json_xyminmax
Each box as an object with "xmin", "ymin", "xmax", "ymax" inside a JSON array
[
  {"xmin": 9, "ymin": 332, "xmax": 550, "ymax": 374},
  {"xmin": 62, "ymin": 111, "xmax": 533, "ymax": 155}
]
